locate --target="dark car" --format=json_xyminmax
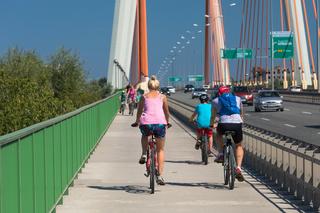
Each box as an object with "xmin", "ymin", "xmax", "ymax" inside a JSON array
[
  {"xmin": 232, "ymin": 86, "xmax": 253, "ymax": 105},
  {"xmin": 184, "ymin": 84, "xmax": 195, "ymax": 93},
  {"xmin": 160, "ymin": 87, "xmax": 171, "ymax": 96}
]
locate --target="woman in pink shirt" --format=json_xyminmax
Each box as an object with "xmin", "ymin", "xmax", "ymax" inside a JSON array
[{"xmin": 132, "ymin": 75, "xmax": 170, "ymax": 185}]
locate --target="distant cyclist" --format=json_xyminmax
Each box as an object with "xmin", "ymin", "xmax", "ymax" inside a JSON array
[
  {"xmin": 127, "ymin": 85, "xmax": 136, "ymax": 115},
  {"xmin": 127, "ymin": 85, "xmax": 136, "ymax": 103},
  {"xmin": 135, "ymin": 75, "xmax": 149, "ymax": 95},
  {"xmin": 119, "ymin": 90, "xmax": 126, "ymax": 113},
  {"xmin": 189, "ymin": 94, "xmax": 214, "ymax": 157},
  {"xmin": 210, "ymin": 86, "xmax": 245, "ymax": 182},
  {"xmin": 132, "ymin": 75, "xmax": 170, "ymax": 185}
]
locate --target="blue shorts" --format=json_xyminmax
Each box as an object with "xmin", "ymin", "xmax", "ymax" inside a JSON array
[{"xmin": 139, "ymin": 124, "xmax": 166, "ymax": 138}]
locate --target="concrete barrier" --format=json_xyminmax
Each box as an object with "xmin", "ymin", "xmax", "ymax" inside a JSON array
[
  {"xmin": 280, "ymin": 92, "xmax": 320, "ymax": 105},
  {"xmin": 169, "ymin": 98, "xmax": 320, "ymax": 211}
]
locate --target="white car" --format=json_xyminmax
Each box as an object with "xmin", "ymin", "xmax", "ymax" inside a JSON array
[
  {"xmin": 202, "ymin": 85, "xmax": 210, "ymax": 90},
  {"xmin": 167, "ymin": 86, "xmax": 176, "ymax": 94},
  {"xmin": 289, "ymin": 86, "xmax": 301, "ymax": 92},
  {"xmin": 192, "ymin": 88, "xmax": 207, "ymax": 99}
]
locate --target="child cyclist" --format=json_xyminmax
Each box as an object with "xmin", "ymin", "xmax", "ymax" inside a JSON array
[{"xmin": 189, "ymin": 94, "xmax": 214, "ymax": 157}]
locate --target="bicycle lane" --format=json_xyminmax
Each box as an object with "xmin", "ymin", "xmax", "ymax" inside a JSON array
[{"xmin": 56, "ymin": 113, "xmax": 301, "ymax": 213}]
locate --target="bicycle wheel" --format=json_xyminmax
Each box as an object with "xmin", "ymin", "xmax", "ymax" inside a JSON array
[
  {"xmin": 130, "ymin": 103, "xmax": 134, "ymax": 115},
  {"xmin": 121, "ymin": 104, "xmax": 125, "ymax": 115},
  {"xmin": 228, "ymin": 145, "xmax": 236, "ymax": 190},
  {"xmin": 128, "ymin": 103, "xmax": 132, "ymax": 115},
  {"xmin": 223, "ymin": 145, "xmax": 229, "ymax": 185},
  {"xmin": 150, "ymin": 147, "xmax": 155, "ymax": 194},
  {"xmin": 201, "ymin": 136, "xmax": 208, "ymax": 165}
]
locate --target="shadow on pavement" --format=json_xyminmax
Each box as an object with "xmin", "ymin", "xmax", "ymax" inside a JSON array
[
  {"xmin": 304, "ymin": 125, "xmax": 320, "ymax": 129},
  {"xmin": 166, "ymin": 182, "xmax": 227, "ymax": 190},
  {"xmin": 88, "ymin": 185, "xmax": 151, "ymax": 194},
  {"xmin": 244, "ymin": 168, "xmax": 315, "ymax": 212},
  {"xmin": 165, "ymin": 160, "xmax": 204, "ymax": 165}
]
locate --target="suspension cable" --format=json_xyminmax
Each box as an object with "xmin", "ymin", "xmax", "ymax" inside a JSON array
[
  {"xmin": 280, "ymin": 0, "xmax": 286, "ymax": 71},
  {"xmin": 236, "ymin": 0, "xmax": 245, "ymax": 83},
  {"xmin": 245, "ymin": 0, "xmax": 253, "ymax": 82},
  {"xmin": 266, "ymin": 0, "xmax": 269, "ymax": 84},
  {"xmin": 254, "ymin": 0, "xmax": 261, "ymax": 84},
  {"xmin": 259, "ymin": 0, "xmax": 265, "ymax": 84},
  {"xmin": 285, "ymin": 0, "xmax": 295, "ymax": 82},
  {"xmin": 241, "ymin": 0, "xmax": 249, "ymax": 84},
  {"xmin": 249, "ymin": 0, "xmax": 257, "ymax": 82},
  {"xmin": 293, "ymin": 0, "xmax": 305, "ymax": 79},
  {"xmin": 302, "ymin": 0, "xmax": 316, "ymax": 74}
]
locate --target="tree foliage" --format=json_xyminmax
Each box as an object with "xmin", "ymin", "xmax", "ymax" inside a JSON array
[{"xmin": 0, "ymin": 48, "xmax": 112, "ymax": 135}]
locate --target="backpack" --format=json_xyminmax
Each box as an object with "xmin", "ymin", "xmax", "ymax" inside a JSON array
[{"xmin": 218, "ymin": 93, "xmax": 240, "ymax": 116}]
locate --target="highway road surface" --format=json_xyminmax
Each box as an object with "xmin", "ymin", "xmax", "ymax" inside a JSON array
[{"xmin": 170, "ymin": 92, "xmax": 320, "ymax": 146}]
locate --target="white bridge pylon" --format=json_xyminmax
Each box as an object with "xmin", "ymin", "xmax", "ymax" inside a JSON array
[
  {"xmin": 108, "ymin": 0, "xmax": 137, "ymax": 89},
  {"xmin": 285, "ymin": 0, "xmax": 313, "ymax": 88}
]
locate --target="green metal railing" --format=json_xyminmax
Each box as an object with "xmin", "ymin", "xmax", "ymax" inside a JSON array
[{"xmin": 0, "ymin": 92, "xmax": 120, "ymax": 213}]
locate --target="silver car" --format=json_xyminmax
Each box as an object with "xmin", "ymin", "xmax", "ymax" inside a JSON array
[
  {"xmin": 167, "ymin": 86, "xmax": 176, "ymax": 94},
  {"xmin": 192, "ymin": 88, "xmax": 207, "ymax": 99},
  {"xmin": 254, "ymin": 90, "xmax": 284, "ymax": 112}
]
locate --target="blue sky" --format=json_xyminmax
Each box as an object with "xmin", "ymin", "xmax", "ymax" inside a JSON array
[
  {"xmin": 0, "ymin": 0, "xmax": 242, "ymax": 80},
  {"xmin": 0, "ymin": 0, "xmax": 317, "ymax": 81}
]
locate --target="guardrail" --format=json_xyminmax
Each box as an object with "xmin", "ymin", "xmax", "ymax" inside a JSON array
[
  {"xmin": 279, "ymin": 91, "xmax": 320, "ymax": 105},
  {"xmin": 0, "ymin": 92, "xmax": 120, "ymax": 213},
  {"xmin": 168, "ymin": 98, "xmax": 320, "ymax": 211}
]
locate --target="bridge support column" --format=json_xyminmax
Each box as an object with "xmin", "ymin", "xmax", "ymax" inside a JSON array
[
  {"xmin": 108, "ymin": 0, "xmax": 137, "ymax": 89},
  {"xmin": 204, "ymin": 0, "xmax": 211, "ymax": 85},
  {"xmin": 313, "ymin": 73, "xmax": 318, "ymax": 90},
  {"xmin": 283, "ymin": 69, "xmax": 288, "ymax": 89},
  {"xmin": 139, "ymin": 0, "xmax": 149, "ymax": 78},
  {"xmin": 286, "ymin": 0, "xmax": 312, "ymax": 88}
]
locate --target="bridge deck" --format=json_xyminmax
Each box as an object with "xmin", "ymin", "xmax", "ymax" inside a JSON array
[{"xmin": 56, "ymin": 113, "xmax": 301, "ymax": 213}]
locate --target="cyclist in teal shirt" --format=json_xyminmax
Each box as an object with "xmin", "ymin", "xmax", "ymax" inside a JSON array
[
  {"xmin": 189, "ymin": 94, "xmax": 214, "ymax": 156},
  {"xmin": 119, "ymin": 90, "xmax": 126, "ymax": 113}
]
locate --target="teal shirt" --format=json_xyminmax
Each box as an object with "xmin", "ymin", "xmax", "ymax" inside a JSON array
[
  {"xmin": 195, "ymin": 103, "xmax": 212, "ymax": 128},
  {"xmin": 120, "ymin": 93, "xmax": 126, "ymax": 102}
]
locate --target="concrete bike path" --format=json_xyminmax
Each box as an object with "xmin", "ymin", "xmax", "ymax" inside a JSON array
[{"xmin": 57, "ymin": 113, "xmax": 301, "ymax": 213}]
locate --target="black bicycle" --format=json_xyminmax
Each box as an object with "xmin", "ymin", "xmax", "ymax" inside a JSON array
[
  {"xmin": 199, "ymin": 128, "xmax": 210, "ymax": 165},
  {"xmin": 128, "ymin": 101, "xmax": 135, "ymax": 116},
  {"xmin": 120, "ymin": 101, "xmax": 126, "ymax": 115},
  {"xmin": 223, "ymin": 131, "xmax": 236, "ymax": 190}
]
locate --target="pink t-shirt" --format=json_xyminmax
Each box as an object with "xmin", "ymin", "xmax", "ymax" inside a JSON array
[
  {"xmin": 140, "ymin": 93, "xmax": 167, "ymax": 125},
  {"xmin": 128, "ymin": 88, "xmax": 135, "ymax": 101}
]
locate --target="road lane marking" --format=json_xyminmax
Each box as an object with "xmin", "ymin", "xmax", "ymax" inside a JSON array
[
  {"xmin": 284, "ymin": 124, "xmax": 296, "ymax": 128},
  {"xmin": 261, "ymin": 118, "xmax": 270, "ymax": 121},
  {"xmin": 284, "ymin": 108, "xmax": 290, "ymax": 111},
  {"xmin": 302, "ymin": 111, "xmax": 312, "ymax": 115}
]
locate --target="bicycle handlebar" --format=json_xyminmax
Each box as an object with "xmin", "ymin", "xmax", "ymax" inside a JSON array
[{"xmin": 131, "ymin": 122, "xmax": 172, "ymax": 128}]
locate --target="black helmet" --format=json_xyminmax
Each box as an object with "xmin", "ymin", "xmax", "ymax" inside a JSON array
[{"xmin": 199, "ymin": 94, "xmax": 209, "ymax": 103}]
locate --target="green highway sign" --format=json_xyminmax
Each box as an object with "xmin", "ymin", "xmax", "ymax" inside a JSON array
[
  {"xmin": 220, "ymin": 48, "xmax": 252, "ymax": 59},
  {"xmin": 271, "ymin": 31, "xmax": 294, "ymax": 58},
  {"xmin": 168, "ymin": 76, "xmax": 182, "ymax": 82},
  {"xmin": 188, "ymin": 75, "xmax": 203, "ymax": 82}
]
